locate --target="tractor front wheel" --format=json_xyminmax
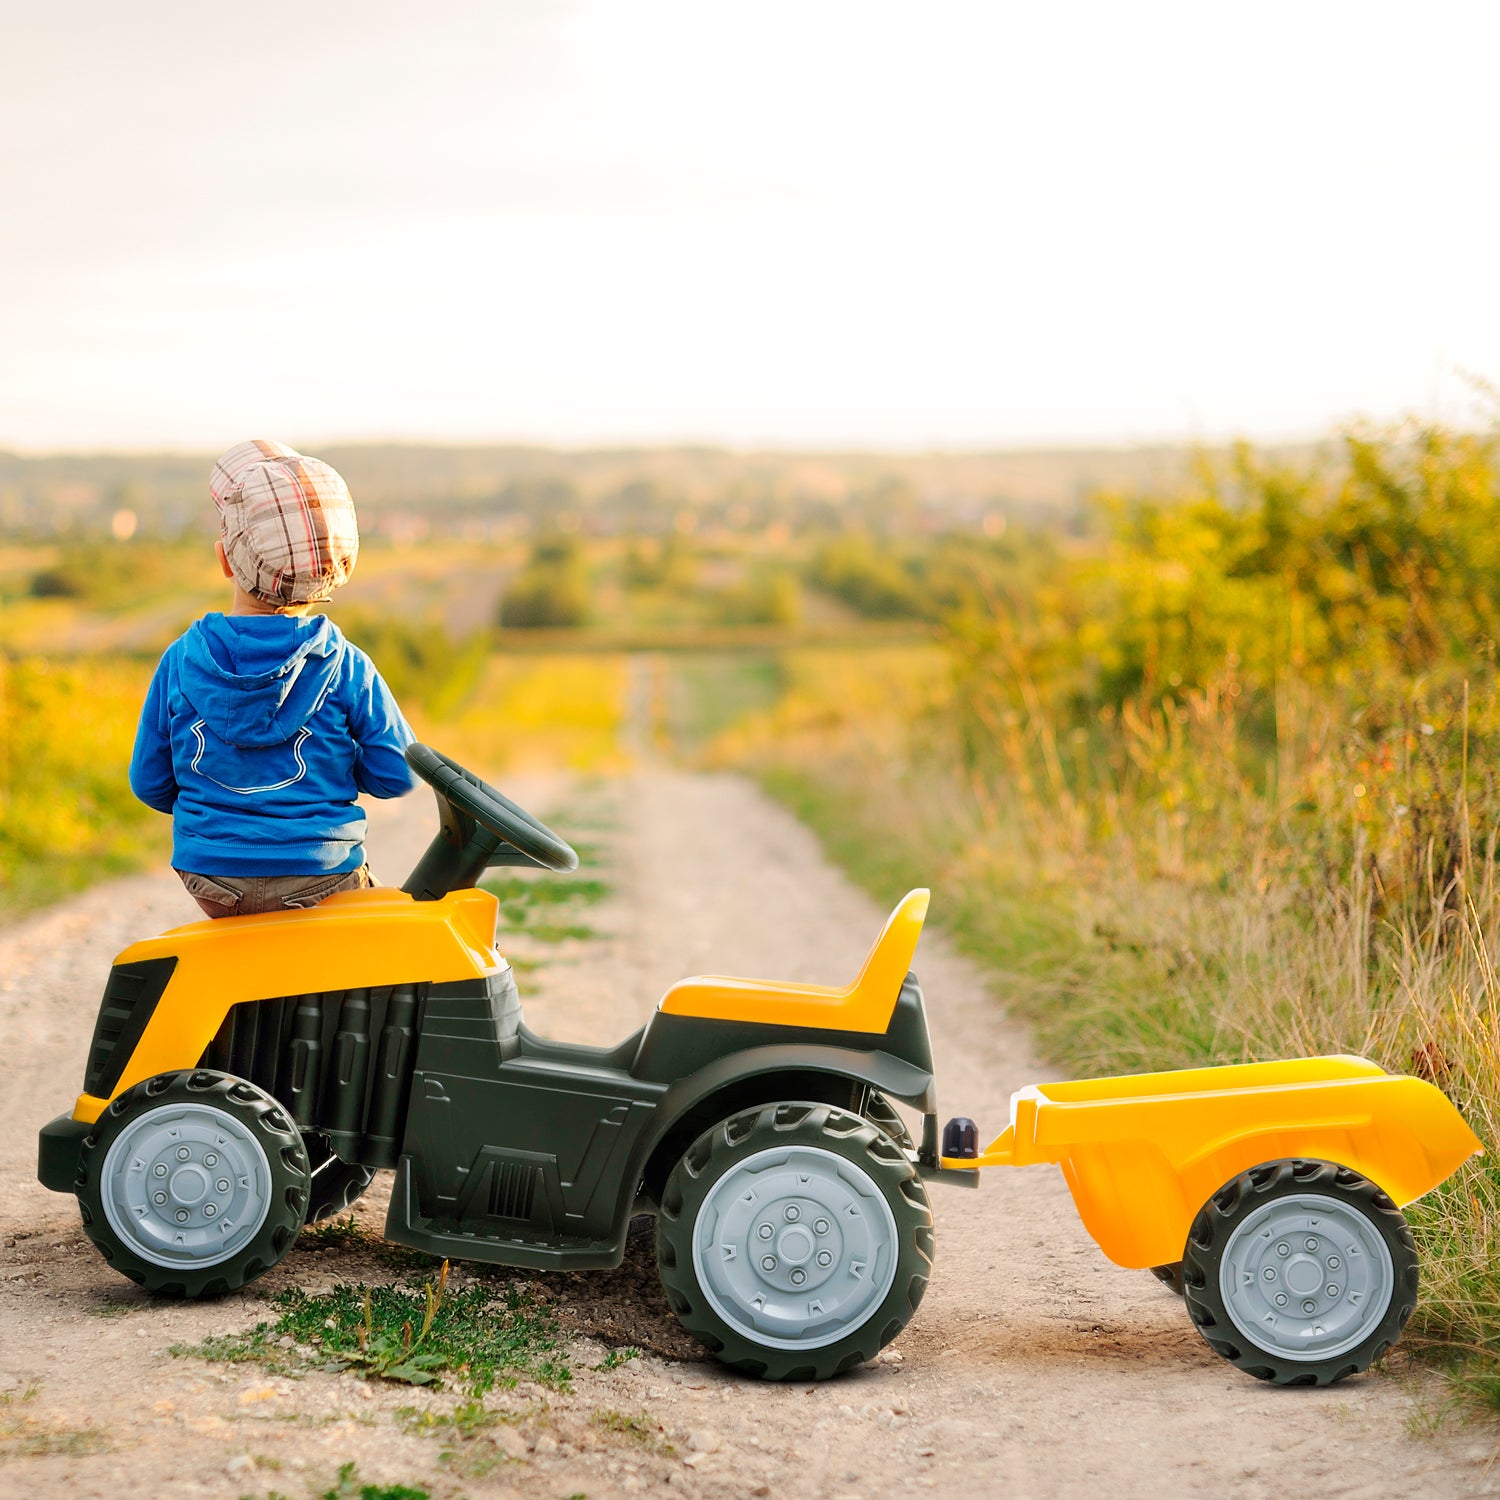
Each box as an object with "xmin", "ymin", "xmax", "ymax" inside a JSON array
[
  {"xmin": 657, "ymin": 1101, "xmax": 933, "ymax": 1380},
  {"xmin": 76, "ymin": 1070, "xmax": 309, "ymax": 1298}
]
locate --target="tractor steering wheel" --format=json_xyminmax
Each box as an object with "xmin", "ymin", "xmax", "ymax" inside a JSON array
[{"xmin": 402, "ymin": 745, "xmax": 578, "ymax": 899}]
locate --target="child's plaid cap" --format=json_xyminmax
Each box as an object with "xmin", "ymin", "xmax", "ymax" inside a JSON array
[{"xmin": 209, "ymin": 439, "xmax": 359, "ymax": 606}]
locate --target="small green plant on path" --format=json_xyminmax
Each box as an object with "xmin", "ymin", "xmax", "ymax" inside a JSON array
[
  {"xmin": 397, "ymin": 1398, "xmax": 523, "ymax": 1480},
  {"xmin": 298, "ymin": 1214, "xmax": 369, "ymax": 1250},
  {"xmin": 592, "ymin": 1345, "xmax": 641, "ymax": 1372},
  {"xmin": 173, "ymin": 1262, "xmax": 571, "ymax": 1395},
  {"xmin": 321, "ymin": 1462, "xmax": 431, "ymax": 1500},
  {"xmin": 591, "ymin": 1408, "xmax": 676, "ymax": 1458},
  {"xmin": 0, "ymin": 1379, "xmax": 109, "ymax": 1461}
]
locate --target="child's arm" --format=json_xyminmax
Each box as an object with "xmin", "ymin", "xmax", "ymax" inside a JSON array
[
  {"xmin": 346, "ymin": 652, "xmax": 420, "ymax": 798},
  {"xmin": 129, "ymin": 658, "xmax": 179, "ymax": 813}
]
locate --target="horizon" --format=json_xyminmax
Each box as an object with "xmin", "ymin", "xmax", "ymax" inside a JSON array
[{"xmin": 0, "ymin": 427, "xmax": 1367, "ymax": 464}]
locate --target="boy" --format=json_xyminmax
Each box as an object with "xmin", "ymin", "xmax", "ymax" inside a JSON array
[{"xmin": 130, "ymin": 439, "xmax": 419, "ymax": 917}]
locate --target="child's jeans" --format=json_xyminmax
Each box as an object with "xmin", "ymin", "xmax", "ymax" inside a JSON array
[{"xmin": 175, "ymin": 865, "xmax": 376, "ymax": 918}]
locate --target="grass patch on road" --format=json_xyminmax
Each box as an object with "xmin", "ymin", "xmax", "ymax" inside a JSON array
[{"xmin": 172, "ymin": 1268, "xmax": 570, "ymax": 1397}]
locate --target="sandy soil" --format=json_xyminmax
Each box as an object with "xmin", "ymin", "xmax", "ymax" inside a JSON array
[{"xmin": 1, "ymin": 770, "xmax": 1495, "ymax": 1499}]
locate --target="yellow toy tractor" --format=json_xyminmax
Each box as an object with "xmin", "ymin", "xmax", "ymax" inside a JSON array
[{"xmin": 35, "ymin": 745, "xmax": 1482, "ymax": 1385}]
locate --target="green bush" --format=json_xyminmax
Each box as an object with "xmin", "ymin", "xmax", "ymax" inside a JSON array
[
  {"xmin": 29, "ymin": 541, "xmax": 178, "ymax": 610},
  {"xmin": 499, "ymin": 535, "xmax": 590, "ymax": 629}
]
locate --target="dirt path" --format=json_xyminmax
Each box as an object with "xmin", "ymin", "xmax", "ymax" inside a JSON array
[{"xmin": 0, "ymin": 771, "xmax": 1494, "ymax": 1498}]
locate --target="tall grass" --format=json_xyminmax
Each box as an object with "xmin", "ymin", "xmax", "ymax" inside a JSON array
[
  {"xmin": 0, "ymin": 655, "xmax": 169, "ymax": 917},
  {"xmin": 712, "ymin": 424, "xmax": 1500, "ymax": 1394}
]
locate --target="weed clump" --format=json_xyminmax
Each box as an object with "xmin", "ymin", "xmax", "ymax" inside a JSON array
[{"xmin": 172, "ymin": 1263, "xmax": 570, "ymax": 1396}]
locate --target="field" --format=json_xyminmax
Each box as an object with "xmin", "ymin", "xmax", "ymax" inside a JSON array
[{"xmin": 4, "ymin": 423, "xmax": 1499, "ymax": 1415}]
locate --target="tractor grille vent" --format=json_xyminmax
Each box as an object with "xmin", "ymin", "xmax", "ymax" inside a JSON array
[
  {"xmin": 83, "ymin": 958, "xmax": 179, "ymax": 1098},
  {"xmin": 488, "ymin": 1160, "xmax": 537, "ymax": 1222}
]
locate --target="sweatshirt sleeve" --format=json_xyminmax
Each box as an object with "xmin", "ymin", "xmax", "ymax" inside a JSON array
[
  {"xmin": 129, "ymin": 653, "xmax": 179, "ymax": 813},
  {"xmin": 346, "ymin": 649, "xmax": 419, "ymax": 799}
]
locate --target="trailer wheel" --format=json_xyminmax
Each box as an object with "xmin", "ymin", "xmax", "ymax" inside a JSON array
[
  {"xmin": 1182, "ymin": 1158, "xmax": 1417, "ymax": 1385},
  {"xmin": 76, "ymin": 1070, "xmax": 309, "ymax": 1298},
  {"xmin": 656, "ymin": 1101, "xmax": 933, "ymax": 1380},
  {"xmin": 302, "ymin": 1132, "xmax": 376, "ymax": 1225}
]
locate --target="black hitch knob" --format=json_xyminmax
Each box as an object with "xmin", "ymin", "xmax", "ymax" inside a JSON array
[{"xmin": 941, "ymin": 1116, "xmax": 979, "ymax": 1159}]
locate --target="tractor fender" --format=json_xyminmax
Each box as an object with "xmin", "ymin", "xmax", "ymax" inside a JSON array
[{"xmin": 626, "ymin": 1041, "xmax": 935, "ymax": 1215}]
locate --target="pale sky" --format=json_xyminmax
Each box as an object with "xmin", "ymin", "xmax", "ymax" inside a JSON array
[{"xmin": 3, "ymin": 2, "xmax": 1498, "ymax": 451}]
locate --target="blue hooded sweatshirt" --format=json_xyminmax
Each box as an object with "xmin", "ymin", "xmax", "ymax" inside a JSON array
[{"xmin": 130, "ymin": 613, "xmax": 418, "ymax": 876}]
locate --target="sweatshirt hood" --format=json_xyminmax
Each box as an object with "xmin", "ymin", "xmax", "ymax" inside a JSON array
[{"xmin": 181, "ymin": 613, "xmax": 345, "ymax": 748}]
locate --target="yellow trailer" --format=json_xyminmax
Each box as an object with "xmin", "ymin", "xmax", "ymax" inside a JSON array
[{"xmin": 939, "ymin": 1054, "xmax": 1482, "ymax": 1385}]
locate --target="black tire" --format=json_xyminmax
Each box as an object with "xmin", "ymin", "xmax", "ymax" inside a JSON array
[
  {"xmin": 863, "ymin": 1091, "xmax": 915, "ymax": 1153},
  {"xmin": 656, "ymin": 1101, "xmax": 933, "ymax": 1380},
  {"xmin": 1149, "ymin": 1262, "xmax": 1185, "ymax": 1296},
  {"xmin": 302, "ymin": 1132, "xmax": 376, "ymax": 1225},
  {"xmin": 1182, "ymin": 1158, "xmax": 1418, "ymax": 1386},
  {"xmin": 76, "ymin": 1070, "xmax": 309, "ymax": 1298}
]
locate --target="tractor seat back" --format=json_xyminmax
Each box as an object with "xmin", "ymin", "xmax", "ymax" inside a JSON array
[{"xmin": 655, "ymin": 890, "xmax": 929, "ymax": 1035}]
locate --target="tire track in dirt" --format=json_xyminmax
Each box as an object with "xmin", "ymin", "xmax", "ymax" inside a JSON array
[{"xmin": 0, "ymin": 771, "xmax": 1493, "ymax": 1498}]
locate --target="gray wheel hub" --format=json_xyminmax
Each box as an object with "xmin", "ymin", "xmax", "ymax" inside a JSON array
[
  {"xmin": 1219, "ymin": 1191, "xmax": 1395, "ymax": 1361},
  {"xmin": 692, "ymin": 1144, "xmax": 898, "ymax": 1351},
  {"xmin": 100, "ymin": 1101, "xmax": 273, "ymax": 1269}
]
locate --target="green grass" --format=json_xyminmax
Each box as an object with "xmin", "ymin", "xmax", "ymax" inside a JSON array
[
  {"xmin": 0, "ymin": 1381, "xmax": 109, "ymax": 1462},
  {"xmin": 320, "ymin": 1462, "xmax": 431, "ymax": 1500},
  {"xmin": 744, "ymin": 716, "xmax": 1500, "ymax": 1416},
  {"xmin": 172, "ymin": 1267, "xmax": 570, "ymax": 1397},
  {"xmin": 591, "ymin": 1408, "xmax": 676, "ymax": 1458},
  {"xmin": 482, "ymin": 872, "xmax": 610, "ymax": 947},
  {"xmin": 396, "ymin": 1400, "xmax": 523, "ymax": 1480},
  {"xmin": 0, "ymin": 654, "xmax": 170, "ymax": 920},
  {"xmin": 661, "ymin": 652, "xmax": 786, "ymax": 750},
  {"xmin": 299, "ymin": 1214, "xmax": 368, "ymax": 1249}
]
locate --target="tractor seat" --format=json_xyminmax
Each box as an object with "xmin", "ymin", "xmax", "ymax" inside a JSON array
[{"xmin": 656, "ymin": 890, "xmax": 929, "ymax": 1034}]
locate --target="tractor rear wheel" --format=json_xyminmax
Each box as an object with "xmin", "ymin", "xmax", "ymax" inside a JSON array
[
  {"xmin": 863, "ymin": 1090, "xmax": 915, "ymax": 1153},
  {"xmin": 76, "ymin": 1070, "xmax": 309, "ymax": 1298},
  {"xmin": 1182, "ymin": 1157, "xmax": 1418, "ymax": 1385},
  {"xmin": 657, "ymin": 1101, "xmax": 933, "ymax": 1380}
]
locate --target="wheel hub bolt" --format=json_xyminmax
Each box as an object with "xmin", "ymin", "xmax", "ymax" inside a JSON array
[
  {"xmin": 153, "ymin": 1164, "xmax": 167, "ymax": 1177},
  {"xmin": 152, "ymin": 1192, "xmax": 167, "ymax": 1206},
  {"xmin": 816, "ymin": 1250, "xmax": 833, "ymax": 1268},
  {"xmin": 757, "ymin": 1224, "xmax": 773, "ymax": 1240},
  {"xmin": 176, "ymin": 1147, "xmax": 191, "ymax": 1161},
  {"xmin": 175, "ymin": 1210, "xmax": 190, "ymax": 1224},
  {"xmin": 761, "ymin": 1255, "xmax": 777, "ymax": 1272},
  {"xmin": 204, "ymin": 1153, "xmax": 218, "ymax": 1167},
  {"xmin": 1302, "ymin": 1300, "xmax": 1317, "ymax": 1314},
  {"xmin": 203, "ymin": 1203, "xmax": 217, "ymax": 1218},
  {"xmin": 814, "ymin": 1218, "xmax": 830, "ymax": 1235},
  {"xmin": 790, "ymin": 1268, "xmax": 806, "ymax": 1286},
  {"xmin": 1305, "ymin": 1237, "xmax": 1319, "ymax": 1252},
  {"xmin": 1262, "ymin": 1267, "xmax": 1276, "ymax": 1281},
  {"xmin": 1274, "ymin": 1293, "xmax": 1288, "ymax": 1307},
  {"xmin": 1328, "ymin": 1255, "xmax": 1341, "ymax": 1269},
  {"xmin": 1326, "ymin": 1284, "xmax": 1339, "ymax": 1297},
  {"xmin": 1276, "ymin": 1243, "xmax": 1290, "ymax": 1256},
  {"xmin": 784, "ymin": 1205, "xmax": 801, "ymax": 1222},
  {"xmin": 217, "ymin": 1180, "xmax": 230, "ymax": 1193}
]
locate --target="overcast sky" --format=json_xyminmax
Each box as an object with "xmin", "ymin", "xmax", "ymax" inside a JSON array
[{"xmin": 3, "ymin": 2, "xmax": 1497, "ymax": 451}]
